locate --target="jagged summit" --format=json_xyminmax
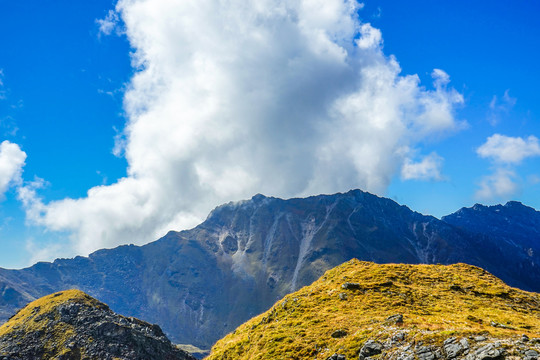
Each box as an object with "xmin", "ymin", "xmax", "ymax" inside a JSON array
[
  {"xmin": 208, "ymin": 260, "xmax": 540, "ymax": 360},
  {"xmin": 446, "ymin": 200, "xmax": 537, "ymax": 219},
  {"xmin": 0, "ymin": 289, "xmax": 195, "ymax": 360}
]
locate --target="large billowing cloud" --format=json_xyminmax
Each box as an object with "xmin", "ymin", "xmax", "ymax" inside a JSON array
[{"xmin": 22, "ymin": 0, "xmax": 463, "ymax": 257}]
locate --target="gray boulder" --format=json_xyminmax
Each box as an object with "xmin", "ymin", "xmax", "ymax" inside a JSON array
[{"xmin": 359, "ymin": 340, "xmax": 382, "ymax": 359}]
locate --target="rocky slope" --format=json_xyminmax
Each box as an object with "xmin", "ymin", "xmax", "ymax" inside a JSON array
[
  {"xmin": 208, "ymin": 260, "xmax": 540, "ymax": 359},
  {"xmin": 0, "ymin": 289, "xmax": 196, "ymax": 360},
  {"xmin": 0, "ymin": 190, "xmax": 538, "ymax": 349}
]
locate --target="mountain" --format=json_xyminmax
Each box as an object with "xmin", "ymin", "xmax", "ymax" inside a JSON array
[
  {"xmin": 208, "ymin": 260, "xmax": 540, "ymax": 360},
  {"xmin": 0, "ymin": 289, "xmax": 196, "ymax": 360},
  {"xmin": 0, "ymin": 190, "xmax": 538, "ymax": 349},
  {"xmin": 442, "ymin": 201, "xmax": 540, "ymax": 291}
]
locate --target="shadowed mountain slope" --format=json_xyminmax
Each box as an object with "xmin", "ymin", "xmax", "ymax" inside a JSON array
[{"xmin": 0, "ymin": 190, "xmax": 538, "ymax": 348}]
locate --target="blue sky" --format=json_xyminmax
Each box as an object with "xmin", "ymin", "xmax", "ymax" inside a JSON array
[{"xmin": 0, "ymin": 0, "xmax": 539, "ymax": 268}]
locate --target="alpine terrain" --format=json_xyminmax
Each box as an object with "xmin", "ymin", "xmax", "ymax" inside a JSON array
[
  {"xmin": 0, "ymin": 190, "xmax": 538, "ymax": 349},
  {"xmin": 208, "ymin": 260, "xmax": 540, "ymax": 360},
  {"xmin": 0, "ymin": 289, "xmax": 196, "ymax": 360}
]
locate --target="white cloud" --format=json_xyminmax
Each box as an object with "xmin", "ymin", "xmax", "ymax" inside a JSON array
[
  {"xmin": 487, "ymin": 89, "xmax": 516, "ymax": 126},
  {"xmin": 17, "ymin": 177, "xmax": 47, "ymax": 222},
  {"xmin": 477, "ymin": 134, "xmax": 540, "ymax": 164},
  {"xmin": 96, "ymin": 10, "xmax": 120, "ymax": 36},
  {"xmin": 475, "ymin": 133, "xmax": 540, "ymax": 201},
  {"xmin": 475, "ymin": 168, "xmax": 519, "ymax": 201},
  {"xmin": 0, "ymin": 141, "xmax": 26, "ymax": 199},
  {"xmin": 24, "ymin": 238, "xmax": 65, "ymax": 266},
  {"xmin": 22, "ymin": 0, "xmax": 464, "ymax": 258},
  {"xmin": 356, "ymin": 23, "xmax": 382, "ymax": 49},
  {"xmin": 401, "ymin": 152, "xmax": 444, "ymax": 181}
]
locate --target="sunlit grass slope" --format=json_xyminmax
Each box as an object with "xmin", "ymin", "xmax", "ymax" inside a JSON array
[{"xmin": 208, "ymin": 260, "xmax": 540, "ymax": 359}]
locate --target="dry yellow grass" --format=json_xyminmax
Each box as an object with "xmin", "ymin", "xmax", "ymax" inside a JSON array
[
  {"xmin": 0, "ymin": 289, "xmax": 104, "ymax": 357},
  {"xmin": 0, "ymin": 289, "xmax": 105, "ymax": 337},
  {"xmin": 207, "ymin": 260, "xmax": 540, "ymax": 359}
]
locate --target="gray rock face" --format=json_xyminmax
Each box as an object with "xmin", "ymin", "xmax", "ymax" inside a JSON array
[
  {"xmin": 470, "ymin": 343, "xmax": 505, "ymax": 359},
  {"xmin": 350, "ymin": 336, "xmax": 540, "ymax": 360},
  {"xmin": 524, "ymin": 349, "xmax": 539, "ymax": 360},
  {"xmin": 416, "ymin": 345, "xmax": 439, "ymax": 360},
  {"xmin": 359, "ymin": 340, "xmax": 383, "ymax": 359},
  {"xmin": 444, "ymin": 337, "xmax": 469, "ymax": 359},
  {"xmin": 0, "ymin": 190, "xmax": 539, "ymax": 348}
]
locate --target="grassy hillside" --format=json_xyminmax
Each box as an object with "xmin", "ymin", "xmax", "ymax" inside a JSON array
[{"xmin": 208, "ymin": 260, "xmax": 540, "ymax": 359}]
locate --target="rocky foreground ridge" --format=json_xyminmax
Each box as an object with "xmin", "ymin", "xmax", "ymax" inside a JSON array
[
  {"xmin": 0, "ymin": 290, "xmax": 196, "ymax": 360},
  {"xmin": 208, "ymin": 260, "xmax": 540, "ymax": 359}
]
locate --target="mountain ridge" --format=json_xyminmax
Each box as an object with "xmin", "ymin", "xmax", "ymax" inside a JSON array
[{"xmin": 0, "ymin": 189, "xmax": 538, "ymax": 348}]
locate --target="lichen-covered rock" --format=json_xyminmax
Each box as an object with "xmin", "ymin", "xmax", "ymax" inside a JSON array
[
  {"xmin": 524, "ymin": 349, "xmax": 539, "ymax": 360},
  {"xmin": 342, "ymin": 283, "xmax": 362, "ymax": 291},
  {"xmin": 444, "ymin": 337, "xmax": 469, "ymax": 359},
  {"xmin": 469, "ymin": 342, "xmax": 505, "ymax": 359},
  {"xmin": 331, "ymin": 329, "xmax": 348, "ymax": 338},
  {"xmin": 385, "ymin": 314, "xmax": 404, "ymax": 325},
  {"xmin": 0, "ymin": 290, "xmax": 196, "ymax": 360},
  {"xmin": 415, "ymin": 345, "xmax": 440, "ymax": 360},
  {"xmin": 359, "ymin": 340, "xmax": 382, "ymax": 359}
]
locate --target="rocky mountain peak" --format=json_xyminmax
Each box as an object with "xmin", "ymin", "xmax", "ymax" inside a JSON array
[{"xmin": 0, "ymin": 289, "xmax": 196, "ymax": 360}]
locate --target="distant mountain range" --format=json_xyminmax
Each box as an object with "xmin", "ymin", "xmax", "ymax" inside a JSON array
[{"xmin": 0, "ymin": 189, "xmax": 538, "ymax": 349}]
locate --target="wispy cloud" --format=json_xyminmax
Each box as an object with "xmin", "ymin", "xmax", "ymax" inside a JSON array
[
  {"xmin": 475, "ymin": 134, "xmax": 540, "ymax": 201},
  {"xmin": 401, "ymin": 152, "xmax": 444, "ymax": 181},
  {"xmin": 96, "ymin": 9, "xmax": 121, "ymax": 36},
  {"xmin": 475, "ymin": 168, "xmax": 519, "ymax": 201},
  {"xmin": 487, "ymin": 90, "xmax": 516, "ymax": 126},
  {"xmin": 21, "ymin": 0, "xmax": 464, "ymax": 259},
  {"xmin": 0, "ymin": 69, "xmax": 6, "ymax": 100}
]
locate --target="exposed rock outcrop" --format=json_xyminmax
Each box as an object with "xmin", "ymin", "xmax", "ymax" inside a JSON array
[{"xmin": 0, "ymin": 290, "xmax": 196, "ymax": 360}]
